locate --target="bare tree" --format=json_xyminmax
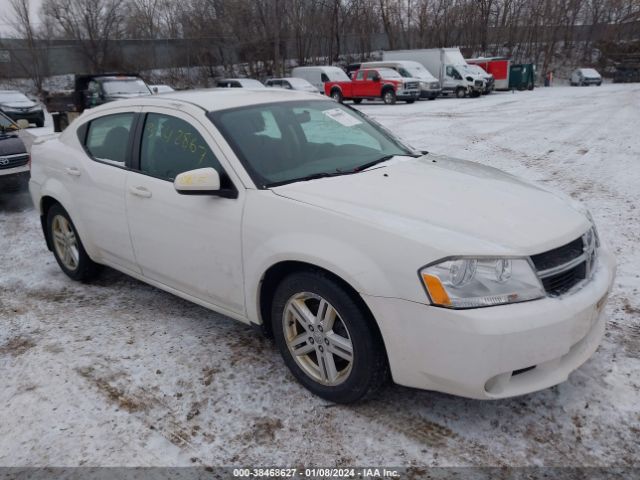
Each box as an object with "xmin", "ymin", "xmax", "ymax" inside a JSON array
[
  {"xmin": 42, "ymin": 0, "xmax": 127, "ymax": 72},
  {"xmin": 6, "ymin": 0, "xmax": 45, "ymax": 91}
]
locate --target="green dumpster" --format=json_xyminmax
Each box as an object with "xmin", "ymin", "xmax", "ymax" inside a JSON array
[{"xmin": 509, "ymin": 64, "xmax": 536, "ymax": 90}]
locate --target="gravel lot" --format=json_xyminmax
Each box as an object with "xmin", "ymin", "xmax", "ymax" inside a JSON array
[{"xmin": 1, "ymin": 84, "xmax": 638, "ymax": 468}]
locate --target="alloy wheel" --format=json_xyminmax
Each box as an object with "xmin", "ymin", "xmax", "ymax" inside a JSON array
[
  {"xmin": 282, "ymin": 292, "xmax": 354, "ymax": 386},
  {"xmin": 52, "ymin": 214, "xmax": 79, "ymax": 271}
]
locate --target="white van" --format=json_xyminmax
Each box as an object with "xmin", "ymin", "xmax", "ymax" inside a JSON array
[
  {"xmin": 361, "ymin": 60, "xmax": 441, "ymax": 99},
  {"xmin": 291, "ymin": 66, "xmax": 351, "ymax": 94}
]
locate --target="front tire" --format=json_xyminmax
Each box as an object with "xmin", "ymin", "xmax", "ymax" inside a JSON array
[
  {"xmin": 456, "ymin": 88, "xmax": 467, "ymax": 98},
  {"xmin": 47, "ymin": 204, "xmax": 101, "ymax": 282},
  {"xmin": 271, "ymin": 271, "xmax": 388, "ymax": 403}
]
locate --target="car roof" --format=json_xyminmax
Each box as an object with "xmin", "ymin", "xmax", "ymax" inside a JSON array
[{"xmin": 87, "ymin": 88, "xmax": 327, "ymax": 113}]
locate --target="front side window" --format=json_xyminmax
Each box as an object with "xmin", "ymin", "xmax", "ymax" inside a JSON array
[
  {"xmin": 210, "ymin": 100, "xmax": 412, "ymax": 187},
  {"xmin": 85, "ymin": 113, "xmax": 135, "ymax": 165},
  {"xmin": 355, "ymin": 70, "xmax": 366, "ymax": 81},
  {"xmin": 139, "ymin": 113, "xmax": 228, "ymax": 185}
]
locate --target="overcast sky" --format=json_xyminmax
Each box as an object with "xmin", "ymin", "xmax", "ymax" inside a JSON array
[{"xmin": 0, "ymin": 0, "xmax": 43, "ymax": 36}]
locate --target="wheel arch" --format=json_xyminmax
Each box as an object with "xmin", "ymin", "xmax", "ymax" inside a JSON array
[{"xmin": 257, "ymin": 260, "xmax": 385, "ymax": 350}]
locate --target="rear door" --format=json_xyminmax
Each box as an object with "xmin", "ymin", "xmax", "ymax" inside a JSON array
[
  {"xmin": 352, "ymin": 70, "xmax": 368, "ymax": 97},
  {"xmin": 74, "ymin": 107, "xmax": 142, "ymax": 273},
  {"xmin": 124, "ymin": 107, "xmax": 246, "ymax": 315}
]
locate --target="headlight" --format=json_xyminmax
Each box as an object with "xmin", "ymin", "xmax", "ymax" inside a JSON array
[
  {"xmin": 585, "ymin": 210, "xmax": 600, "ymax": 248},
  {"xmin": 420, "ymin": 257, "xmax": 545, "ymax": 308}
]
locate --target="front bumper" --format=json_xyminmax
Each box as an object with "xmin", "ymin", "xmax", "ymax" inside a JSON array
[
  {"xmin": 397, "ymin": 90, "xmax": 420, "ymax": 101},
  {"xmin": 0, "ymin": 166, "xmax": 29, "ymax": 189},
  {"xmin": 363, "ymin": 247, "xmax": 616, "ymax": 399},
  {"xmin": 420, "ymin": 89, "xmax": 441, "ymax": 99}
]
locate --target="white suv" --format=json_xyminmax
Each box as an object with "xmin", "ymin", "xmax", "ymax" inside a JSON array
[{"xmin": 29, "ymin": 89, "xmax": 615, "ymax": 403}]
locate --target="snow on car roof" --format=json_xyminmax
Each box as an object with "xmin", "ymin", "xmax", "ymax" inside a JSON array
[
  {"xmin": 87, "ymin": 88, "xmax": 327, "ymax": 113},
  {"xmin": 579, "ymin": 68, "xmax": 601, "ymax": 77}
]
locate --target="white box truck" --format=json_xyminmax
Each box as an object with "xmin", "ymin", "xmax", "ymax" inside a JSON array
[{"xmin": 383, "ymin": 48, "xmax": 485, "ymax": 98}]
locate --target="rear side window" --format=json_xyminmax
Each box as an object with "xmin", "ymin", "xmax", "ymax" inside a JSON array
[
  {"xmin": 85, "ymin": 113, "xmax": 135, "ymax": 165},
  {"xmin": 139, "ymin": 113, "xmax": 228, "ymax": 184}
]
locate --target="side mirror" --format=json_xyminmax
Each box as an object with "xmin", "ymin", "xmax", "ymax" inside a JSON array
[
  {"xmin": 174, "ymin": 167, "xmax": 221, "ymax": 195},
  {"xmin": 17, "ymin": 119, "xmax": 30, "ymax": 129}
]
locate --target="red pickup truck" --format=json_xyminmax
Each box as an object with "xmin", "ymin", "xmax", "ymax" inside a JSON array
[{"xmin": 324, "ymin": 68, "xmax": 420, "ymax": 105}]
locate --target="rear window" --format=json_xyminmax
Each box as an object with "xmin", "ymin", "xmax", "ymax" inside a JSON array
[{"xmin": 85, "ymin": 113, "xmax": 135, "ymax": 165}]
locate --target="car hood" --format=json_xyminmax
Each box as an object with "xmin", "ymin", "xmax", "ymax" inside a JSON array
[
  {"xmin": 272, "ymin": 155, "xmax": 589, "ymax": 253},
  {"xmin": 1, "ymin": 99, "xmax": 38, "ymax": 109},
  {"xmin": 0, "ymin": 134, "xmax": 27, "ymax": 156}
]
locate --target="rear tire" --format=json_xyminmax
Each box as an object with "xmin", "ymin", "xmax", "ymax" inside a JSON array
[
  {"xmin": 47, "ymin": 204, "xmax": 101, "ymax": 282},
  {"xmin": 406, "ymin": 99, "xmax": 415, "ymax": 104},
  {"xmin": 271, "ymin": 270, "xmax": 389, "ymax": 403},
  {"xmin": 353, "ymin": 98, "xmax": 362, "ymax": 104},
  {"xmin": 382, "ymin": 89, "xmax": 396, "ymax": 105},
  {"xmin": 331, "ymin": 89, "xmax": 343, "ymax": 103}
]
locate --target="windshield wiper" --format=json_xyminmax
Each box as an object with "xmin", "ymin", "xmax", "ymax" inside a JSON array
[{"xmin": 354, "ymin": 153, "xmax": 423, "ymax": 172}]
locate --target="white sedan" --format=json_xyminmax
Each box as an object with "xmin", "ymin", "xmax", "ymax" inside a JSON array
[{"xmin": 29, "ymin": 89, "xmax": 616, "ymax": 403}]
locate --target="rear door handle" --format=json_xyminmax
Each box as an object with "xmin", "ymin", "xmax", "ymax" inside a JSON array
[
  {"xmin": 129, "ymin": 185, "xmax": 152, "ymax": 198},
  {"xmin": 65, "ymin": 167, "xmax": 81, "ymax": 176}
]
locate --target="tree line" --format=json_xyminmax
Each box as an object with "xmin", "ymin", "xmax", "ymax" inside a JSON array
[{"xmin": 4, "ymin": 0, "xmax": 640, "ymax": 90}]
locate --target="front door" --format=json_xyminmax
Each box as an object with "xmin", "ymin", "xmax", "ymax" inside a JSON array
[{"xmin": 125, "ymin": 108, "xmax": 245, "ymax": 315}]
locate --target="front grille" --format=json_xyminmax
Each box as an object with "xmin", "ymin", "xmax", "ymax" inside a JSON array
[
  {"xmin": 541, "ymin": 261, "xmax": 587, "ymax": 296},
  {"xmin": 531, "ymin": 231, "xmax": 597, "ymax": 297},
  {"xmin": 531, "ymin": 237, "xmax": 584, "ymax": 271},
  {"xmin": 405, "ymin": 82, "xmax": 419, "ymax": 89},
  {"xmin": 475, "ymin": 80, "xmax": 483, "ymax": 87},
  {"xmin": 0, "ymin": 153, "xmax": 29, "ymax": 170}
]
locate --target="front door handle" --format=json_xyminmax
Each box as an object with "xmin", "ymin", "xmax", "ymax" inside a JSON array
[
  {"xmin": 65, "ymin": 167, "xmax": 81, "ymax": 176},
  {"xmin": 129, "ymin": 186, "xmax": 152, "ymax": 198}
]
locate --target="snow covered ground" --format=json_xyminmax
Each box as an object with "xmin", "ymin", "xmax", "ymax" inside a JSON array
[{"xmin": 0, "ymin": 84, "xmax": 638, "ymax": 468}]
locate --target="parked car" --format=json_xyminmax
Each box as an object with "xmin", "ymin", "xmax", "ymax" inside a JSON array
[
  {"xmin": 45, "ymin": 73, "xmax": 152, "ymax": 132},
  {"xmin": 29, "ymin": 89, "xmax": 616, "ymax": 403},
  {"xmin": 361, "ymin": 60, "xmax": 441, "ymax": 99},
  {"xmin": 384, "ymin": 48, "xmax": 485, "ymax": 98},
  {"xmin": 466, "ymin": 64, "xmax": 495, "ymax": 94},
  {"xmin": 0, "ymin": 111, "xmax": 29, "ymax": 191},
  {"xmin": 214, "ymin": 78, "xmax": 265, "ymax": 88},
  {"xmin": 291, "ymin": 66, "xmax": 351, "ymax": 94},
  {"xmin": 150, "ymin": 84, "xmax": 175, "ymax": 94},
  {"xmin": 570, "ymin": 68, "xmax": 602, "ymax": 86},
  {"xmin": 0, "ymin": 90, "xmax": 45, "ymax": 127},
  {"xmin": 265, "ymin": 77, "xmax": 319, "ymax": 93},
  {"xmin": 467, "ymin": 57, "xmax": 511, "ymax": 90},
  {"xmin": 324, "ymin": 67, "xmax": 420, "ymax": 104}
]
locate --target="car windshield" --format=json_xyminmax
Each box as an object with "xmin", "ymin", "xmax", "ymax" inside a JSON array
[
  {"xmin": 287, "ymin": 78, "xmax": 315, "ymax": 88},
  {"xmin": 400, "ymin": 65, "xmax": 435, "ymax": 81},
  {"xmin": 239, "ymin": 79, "xmax": 265, "ymax": 88},
  {"xmin": 102, "ymin": 79, "xmax": 151, "ymax": 95},
  {"xmin": 378, "ymin": 68, "xmax": 402, "ymax": 79},
  {"xmin": 581, "ymin": 68, "xmax": 600, "ymax": 77},
  {"xmin": 0, "ymin": 91, "xmax": 30, "ymax": 103},
  {"xmin": 209, "ymin": 100, "xmax": 414, "ymax": 188}
]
